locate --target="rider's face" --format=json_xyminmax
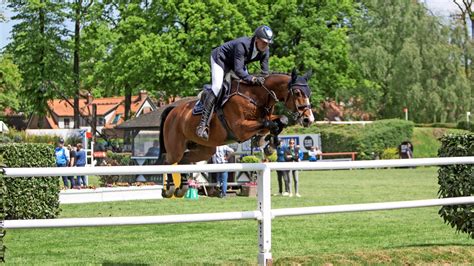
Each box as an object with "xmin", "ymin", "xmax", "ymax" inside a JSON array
[{"xmin": 255, "ymin": 38, "xmax": 269, "ymax": 52}]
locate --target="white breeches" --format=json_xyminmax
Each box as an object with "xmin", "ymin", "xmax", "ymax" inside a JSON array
[{"xmin": 210, "ymin": 56, "xmax": 233, "ymax": 97}]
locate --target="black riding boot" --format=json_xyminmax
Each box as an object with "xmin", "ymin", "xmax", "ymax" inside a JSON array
[{"xmin": 196, "ymin": 91, "xmax": 217, "ymax": 140}]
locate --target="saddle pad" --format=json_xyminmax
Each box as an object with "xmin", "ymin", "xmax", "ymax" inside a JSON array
[{"xmin": 192, "ymin": 83, "xmax": 231, "ymax": 115}]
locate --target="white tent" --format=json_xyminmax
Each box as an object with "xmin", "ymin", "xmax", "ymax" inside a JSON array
[{"xmin": 0, "ymin": 121, "xmax": 9, "ymax": 133}]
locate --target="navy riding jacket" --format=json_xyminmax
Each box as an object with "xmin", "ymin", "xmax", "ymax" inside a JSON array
[{"xmin": 211, "ymin": 36, "xmax": 269, "ymax": 83}]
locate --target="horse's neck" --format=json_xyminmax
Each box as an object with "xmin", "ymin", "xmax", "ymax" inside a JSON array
[{"xmin": 231, "ymin": 75, "xmax": 289, "ymax": 102}]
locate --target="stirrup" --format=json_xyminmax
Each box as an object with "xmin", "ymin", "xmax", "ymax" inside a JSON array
[{"xmin": 196, "ymin": 125, "xmax": 209, "ymax": 140}]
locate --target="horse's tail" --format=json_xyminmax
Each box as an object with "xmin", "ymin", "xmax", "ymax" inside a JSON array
[{"xmin": 157, "ymin": 106, "xmax": 176, "ymax": 165}]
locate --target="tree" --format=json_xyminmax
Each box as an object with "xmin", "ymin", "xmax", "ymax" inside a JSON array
[
  {"xmin": 68, "ymin": 0, "xmax": 93, "ymax": 128},
  {"xmin": 0, "ymin": 54, "xmax": 22, "ymax": 112},
  {"xmin": 350, "ymin": 0, "xmax": 470, "ymax": 122},
  {"xmin": 269, "ymin": 0, "xmax": 358, "ymax": 105},
  {"xmin": 6, "ymin": 0, "xmax": 70, "ymax": 115}
]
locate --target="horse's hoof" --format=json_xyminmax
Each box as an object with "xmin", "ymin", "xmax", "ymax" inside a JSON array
[
  {"xmin": 174, "ymin": 185, "xmax": 189, "ymax": 198},
  {"xmin": 162, "ymin": 186, "xmax": 175, "ymax": 198}
]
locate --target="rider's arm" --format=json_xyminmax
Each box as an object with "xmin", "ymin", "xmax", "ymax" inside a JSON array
[{"xmin": 233, "ymin": 43, "xmax": 254, "ymax": 83}]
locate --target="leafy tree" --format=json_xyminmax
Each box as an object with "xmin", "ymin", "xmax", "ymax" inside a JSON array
[
  {"xmin": 6, "ymin": 0, "xmax": 70, "ymax": 115},
  {"xmin": 269, "ymin": 0, "xmax": 358, "ymax": 105},
  {"xmin": 350, "ymin": 0, "xmax": 470, "ymax": 122},
  {"xmin": 0, "ymin": 54, "xmax": 22, "ymax": 111}
]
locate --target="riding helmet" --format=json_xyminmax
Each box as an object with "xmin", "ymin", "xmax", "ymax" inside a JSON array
[{"xmin": 254, "ymin": 25, "xmax": 273, "ymax": 44}]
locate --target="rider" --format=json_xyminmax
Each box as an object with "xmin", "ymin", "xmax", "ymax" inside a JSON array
[{"xmin": 196, "ymin": 25, "xmax": 274, "ymax": 140}]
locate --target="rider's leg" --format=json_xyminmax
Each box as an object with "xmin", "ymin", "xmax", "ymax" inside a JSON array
[{"xmin": 196, "ymin": 56, "xmax": 223, "ymax": 140}]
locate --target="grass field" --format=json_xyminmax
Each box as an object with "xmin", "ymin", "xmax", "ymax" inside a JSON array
[
  {"xmin": 4, "ymin": 167, "xmax": 473, "ymax": 264},
  {"xmin": 411, "ymin": 127, "xmax": 468, "ymax": 158}
]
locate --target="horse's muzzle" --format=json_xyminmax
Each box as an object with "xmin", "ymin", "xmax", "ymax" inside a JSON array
[{"xmin": 301, "ymin": 117, "xmax": 313, "ymax": 127}]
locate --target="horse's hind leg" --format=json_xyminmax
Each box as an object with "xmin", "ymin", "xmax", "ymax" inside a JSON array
[{"xmin": 157, "ymin": 154, "xmax": 177, "ymax": 198}]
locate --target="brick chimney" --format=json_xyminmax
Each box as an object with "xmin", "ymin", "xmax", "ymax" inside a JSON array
[{"xmin": 139, "ymin": 90, "xmax": 148, "ymax": 101}]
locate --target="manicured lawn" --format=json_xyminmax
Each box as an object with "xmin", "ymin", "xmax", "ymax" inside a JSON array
[{"xmin": 4, "ymin": 167, "xmax": 473, "ymax": 264}]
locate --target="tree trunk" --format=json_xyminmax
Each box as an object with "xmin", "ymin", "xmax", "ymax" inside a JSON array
[
  {"xmin": 73, "ymin": 0, "xmax": 82, "ymax": 128},
  {"xmin": 124, "ymin": 84, "xmax": 132, "ymax": 121}
]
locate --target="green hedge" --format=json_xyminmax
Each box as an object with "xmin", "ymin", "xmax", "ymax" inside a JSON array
[
  {"xmin": 0, "ymin": 143, "xmax": 60, "ymax": 220},
  {"xmin": 437, "ymin": 133, "xmax": 474, "ymax": 238},
  {"xmin": 0, "ymin": 173, "xmax": 4, "ymax": 262},
  {"xmin": 286, "ymin": 119, "xmax": 414, "ymax": 160},
  {"xmin": 456, "ymin": 121, "xmax": 474, "ymax": 132}
]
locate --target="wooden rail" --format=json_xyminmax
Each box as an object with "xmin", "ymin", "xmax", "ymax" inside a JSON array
[{"xmin": 319, "ymin": 152, "xmax": 358, "ymax": 161}]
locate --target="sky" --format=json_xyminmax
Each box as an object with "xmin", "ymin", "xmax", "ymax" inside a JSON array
[{"xmin": 0, "ymin": 1, "xmax": 466, "ymax": 51}]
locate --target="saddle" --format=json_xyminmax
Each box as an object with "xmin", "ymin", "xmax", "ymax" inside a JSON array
[{"xmin": 192, "ymin": 81, "xmax": 231, "ymax": 115}]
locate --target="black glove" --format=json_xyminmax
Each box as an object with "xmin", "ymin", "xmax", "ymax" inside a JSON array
[{"xmin": 253, "ymin": 76, "xmax": 265, "ymax": 86}]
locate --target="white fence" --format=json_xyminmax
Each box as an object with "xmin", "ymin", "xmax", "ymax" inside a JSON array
[{"xmin": 2, "ymin": 156, "xmax": 474, "ymax": 265}]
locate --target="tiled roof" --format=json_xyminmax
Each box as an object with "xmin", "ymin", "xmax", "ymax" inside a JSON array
[
  {"xmin": 48, "ymin": 95, "xmax": 147, "ymax": 117},
  {"xmin": 116, "ymin": 97, "xmax": 196, "ymax": 130}
]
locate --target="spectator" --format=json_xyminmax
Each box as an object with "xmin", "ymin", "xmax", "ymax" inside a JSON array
[
  {"xmin": 75, "ymin": 143, "xmax": 87, "ymax": 188},
  {"xmin": 285, "ymin": 139, "xmax": 301, "ymax": 197},
  {"xmin": 406, "ymin": 142, "xmax": 413, "ymax": 159},
  {"xmin": 55, "ymin": 138, "xmax": 70, "ymax": 189},
  {"xmin": 67, "ymin": 145, "xmax": 76, "ymax": 189},
  {"xmin": 275, "ymin": 140, "xmax": 290, "ymax": 196},
  {"xmin": 308, "ymin": 146, "xmax": 322, "ymax": 162},
  {"xmin": 146, "ymin": 140, "xmax": 160, "ymax": 156},
  {"xmin": 212, "ymin": 145, "xmax": 235, "ymax": 198}
]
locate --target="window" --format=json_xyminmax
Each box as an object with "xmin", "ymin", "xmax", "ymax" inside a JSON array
[
  {"xmin": 64, "ymin": 118, "xmax": 70, "ymax": 128},
  {"xmin": 112, "ymin": 114, "xmax": 121, "ymax": 124},
  {"xmin": 98, "ymin": 117, "xmax": 106, "ymax": 126}
]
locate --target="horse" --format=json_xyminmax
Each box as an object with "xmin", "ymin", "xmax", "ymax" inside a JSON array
[{"xmin": 158, "ymin": 69, "xmax": 315, "ymax": 198}]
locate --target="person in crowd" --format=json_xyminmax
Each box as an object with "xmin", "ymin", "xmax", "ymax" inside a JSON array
[
  {"xmin": 406, "ymin": 142, "xmax": 413, "ymax": 159},
  {"xmin": 55, "ymin": 138, "xmax": 70, "ymax": 189},
  {"xmin": 308, "ymin": 146, "xmax": 322, "ymax": 162},
  {"xmin": 146, "ymin": 140, "xmax": 160, "ymax": 156},
  {"xmin": 75, "ymin": 143, "xmax": 87, "ymax": 188},
  {"xmin": 67, "ymin": 144, "xmax": 76, "ymax": 189},
  {"xmin": 275, "ymin": 140, "xmax": 290, "ymax": 196},
  {"xmin": 196, "ymin": 25, "xmax": 274, "ymax": 140},
  {"xmin": 285, "ymin": 139, "xmax": 301, "ymax": 197},
  {"xmin": 212, "ymin": 145, "xmax": 235, "ymax": 198}
]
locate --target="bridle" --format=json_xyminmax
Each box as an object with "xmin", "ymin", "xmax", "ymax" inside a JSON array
[{"xmin": 286, "ymin": 82, "xmax": 312, "ymax": 121}]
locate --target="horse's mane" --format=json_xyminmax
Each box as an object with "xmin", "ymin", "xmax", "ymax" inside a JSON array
[{"xmin": 254, "ymin": 71, "xmax": 289, "ymax": 77}]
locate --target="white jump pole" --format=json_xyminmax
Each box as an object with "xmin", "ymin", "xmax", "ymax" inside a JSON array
[
  {"xmin": 257, "ymin": 165, "xmax": 272, "ymax": 265},
  {"xmin": 271, "ymin": 196, "xmax": 474, "ymax": 217},
  {"xmin": 3, "ymin": 157, "xmax": 473, "ymax": 177},
  {"xmin": 4, "ymin": 210, "xmax": 261, "ymax": 229}
]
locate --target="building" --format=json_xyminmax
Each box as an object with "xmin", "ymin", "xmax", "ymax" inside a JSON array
[{"xmin": 27, "ymin": 90, "xmax": 157, "ymax": 133}]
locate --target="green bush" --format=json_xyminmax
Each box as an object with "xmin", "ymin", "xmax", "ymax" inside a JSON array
[
  {"xmin": 0, "ymin": 143, "xmax": 60, "ymax": 220},
  {"xmin": 456, "ymin": 121, "xmax": 474, "ymax": 132},
  {"xmin": 381, "ymin": 147, "xmax": 399, "ymax": 159},
  {"xmin": 241, "ymin": 155, "xmax": 261, "ymax": 163},
  {"xmin": 0, "ymin": 173, "xmax": 4, "ymax": 262},
  {"xmin": 106, "ymin": 151, "xmax": 131, "ymax": 166},
  {"xmin": 437, "ymin": 133, "xmax": 474, "ymax": 238},
  {"xmin": 285, "ymin": 119, "xmax": 414, "ymax": 160}
]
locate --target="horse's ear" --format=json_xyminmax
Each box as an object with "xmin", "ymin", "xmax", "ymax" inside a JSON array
[
  {"xmin": 291, "ymin": 68, "xmax": 297, "ymax": 81},
  {"xmin": 304, "ymin": 70, "xmax": 313, "ymax": 81}
]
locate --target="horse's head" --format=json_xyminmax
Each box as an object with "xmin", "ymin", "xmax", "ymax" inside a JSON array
[{"xmin": 285, "ymin": 69, "xmax": 315, "ymax": 127}]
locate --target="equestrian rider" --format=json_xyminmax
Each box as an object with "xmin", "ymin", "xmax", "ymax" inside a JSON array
[{"xmin": 196, "ymin": 25, "xmax": 274, "ymax": 140}]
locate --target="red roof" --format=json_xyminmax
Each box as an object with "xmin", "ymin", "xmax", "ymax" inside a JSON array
[{"xmin": 48, "ymin": 95, "xmax": 148, "ymax": 118}]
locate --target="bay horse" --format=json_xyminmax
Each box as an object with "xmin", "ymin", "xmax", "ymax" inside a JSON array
[{"xmin": 158, "ymin": 69, "xmax": 314, "ymax": 198}]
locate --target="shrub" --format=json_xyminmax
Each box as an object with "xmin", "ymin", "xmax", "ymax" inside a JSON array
[
  {"xmin": 106, "ymin": 151, "xmax": 131, "ymax": 166},
  {"xmin": 456, "ymin": 121, "xmax": 474, "ymax": 132},
  {"xmin": 284, "ymin": 119, "xmax": 414, "ymax": 160},
  {"xmin": 0, "ymin": 143, "xmax": 60, "ymax": 220},
  {"xmin": 437, "ymin": 133, "xmax": 474, "ymax": 238},
  {"xmin": 241, "ymin": 155, "xmax": 261, "ymax": 163},
  {"xmin": 381, "ymin": 147, "xmax": 399, "ymax": 159}
]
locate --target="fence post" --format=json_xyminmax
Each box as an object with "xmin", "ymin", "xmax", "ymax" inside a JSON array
[{"xmin": 257, "ymin": 164, "xmax": 272, "ymax": 265}]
